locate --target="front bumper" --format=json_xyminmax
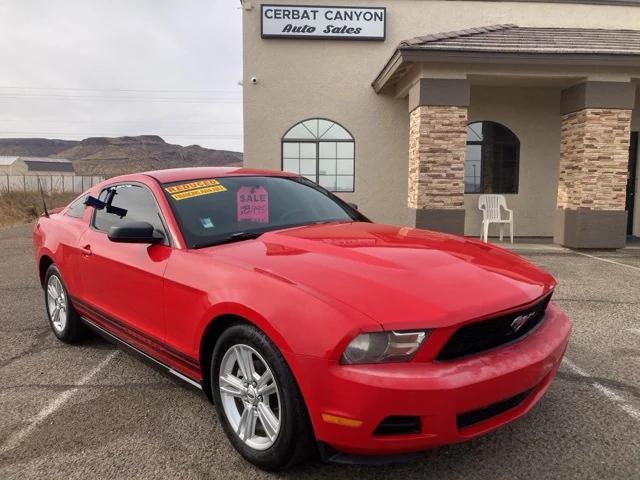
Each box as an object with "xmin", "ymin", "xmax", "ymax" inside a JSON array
[{"xmin": 291, "ymin": 302, "xmax": 571, "ymax": 456}]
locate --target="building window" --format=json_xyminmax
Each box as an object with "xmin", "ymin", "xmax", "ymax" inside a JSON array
[
  {"xmin": 465, "ymin": 121, "xmax": 520, "ymax": 194},
  {"xmin": 282, "ymin": 118, "xmax": 354, "ymax": 192}
]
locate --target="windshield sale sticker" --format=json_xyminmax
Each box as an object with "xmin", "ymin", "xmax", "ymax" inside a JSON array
[
  {"xmin": 237, "ymin": 186, "xmax": 269, "ymax": 224},
  {"xmin": 171, "ymin": 185, "xmax": 227, "ymax": 200},
  {"xmin": 165, "ymin": 179, "xmax": 227, "ymax": 200},
  {"xmin": 261, "ymin": 5, "xmax": 385, "ymax": 40},
  {"xmin": 165, "ymin": 179, "xmax": 220, "ymax": 194}
]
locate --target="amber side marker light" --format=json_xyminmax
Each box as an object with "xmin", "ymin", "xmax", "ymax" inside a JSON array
[{"xmin": 321, "ymin": 413, "xmax": 363, "ymax": 428}]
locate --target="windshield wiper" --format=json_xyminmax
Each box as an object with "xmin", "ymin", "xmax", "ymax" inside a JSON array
[
  {"xmin": 192, "ymin": 231, "xmax": 264, "ymax": 249},
  {"xmin": 228, "ymin": 231, "xmax": 263, "ymax": 241},
  {"xmin": 214, "ymin": 231, "xmax": 264, "ymax": 247}
]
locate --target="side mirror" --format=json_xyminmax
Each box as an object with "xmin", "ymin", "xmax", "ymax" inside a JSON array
[
  {"xmin": 108, "ymin": 221, "xmax": 163, "ymax": 244},
  {"xmin": 347, "ymin": 202, "xmax": 358, "ymax": 210}
]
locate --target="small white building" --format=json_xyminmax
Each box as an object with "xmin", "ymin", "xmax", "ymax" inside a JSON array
[{"xmin": 0, "ymin": 156, "xmax": 75, "ymax": 176}]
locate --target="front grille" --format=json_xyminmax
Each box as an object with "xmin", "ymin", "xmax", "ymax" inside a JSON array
[
  {"xmin": 436, "ymin": 293, "xmax": 552, "ymax": 361},
  {"xmin": 373, "ymin": 416, "xmax": 421, "ymax": 436},
  {"xmin": 457, "ymin": 388, "xmax": 533, "ymax": 429}
]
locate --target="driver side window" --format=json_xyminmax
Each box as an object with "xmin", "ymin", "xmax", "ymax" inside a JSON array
[{"xmin": 93, "ymin": 184, "xmax": 168, "ymax": 244}]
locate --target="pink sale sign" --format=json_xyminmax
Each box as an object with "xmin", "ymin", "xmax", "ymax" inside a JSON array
[{"xmin": 237, "ymin": 186, "xmax": 269, "ymax": 223}]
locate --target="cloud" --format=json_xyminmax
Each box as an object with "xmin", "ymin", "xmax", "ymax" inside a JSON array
[{"xmin": 0, "ymin": 0, "xmax": 243, "ymax": 151}]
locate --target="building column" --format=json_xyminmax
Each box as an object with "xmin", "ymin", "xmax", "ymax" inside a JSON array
[
  {"xmin": 407, "ymin": 78, "xmax": 470, "ymax": 234},
  {"xmin": 555, "ymin": 81, "xmax": 636, "ymax": 249}
]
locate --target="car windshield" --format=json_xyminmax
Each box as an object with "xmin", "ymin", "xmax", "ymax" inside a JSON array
[{"xmin": 163, "ymin": 175, "xmax": 367, "ymax": 248}]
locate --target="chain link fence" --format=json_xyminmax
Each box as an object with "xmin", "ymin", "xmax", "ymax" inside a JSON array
[{"xmin": 1, "ymin": 175, "xmax": 104, "ymax": 194}]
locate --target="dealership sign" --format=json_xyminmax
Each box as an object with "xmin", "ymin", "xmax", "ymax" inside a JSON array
[{"xmin": 261, "ymin": 5, "xmax": 386, "ymax": 40}]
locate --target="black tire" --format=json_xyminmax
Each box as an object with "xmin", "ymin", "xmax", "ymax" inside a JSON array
[
  {"xmin": 44, "ymin": 264, "xmax": 87, "ymax": 343},
  {"xmin": 211, "ymin": 323, "xmax": 315, "ymax": 471}
]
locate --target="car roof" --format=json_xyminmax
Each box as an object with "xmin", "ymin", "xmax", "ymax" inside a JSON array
[{"xmin": 141, "ymin": 167, "xmax": 298, "ymax": 184}]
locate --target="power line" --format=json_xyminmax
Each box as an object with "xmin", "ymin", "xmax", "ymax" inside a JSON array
[
  {"xmin": 0, "ymin": 85, "xmax": 242, "ymax": 94},
  {"xmin": 0, "ymin": 94, "xmax": 241, "ymax": 104},
  {"xmin": 0, "ymin": 132, "xmax": 242, "ymax": 138},
  {"xmin": 0, "ymin": 119, "xmax": 243, "ymax": 125}
]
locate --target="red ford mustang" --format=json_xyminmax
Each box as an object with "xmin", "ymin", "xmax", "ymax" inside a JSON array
[{"xmin": 33, "ymin": 167, "xmax": 571, "ymax": 470}]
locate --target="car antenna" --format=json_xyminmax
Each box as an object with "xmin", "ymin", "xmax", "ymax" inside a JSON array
[{"xmin": 37, "ymin": 176, "xmax": 50, "ymax": 218}]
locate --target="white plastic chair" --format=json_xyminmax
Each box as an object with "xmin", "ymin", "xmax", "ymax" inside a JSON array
[{"xmin": 478, "ymin": 194, "xmax": 514, "ymax": 243}]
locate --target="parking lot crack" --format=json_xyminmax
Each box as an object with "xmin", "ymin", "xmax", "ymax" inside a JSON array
[
  {"xmin": 557, "ymin": 371, "xmax": 640, "ymax": 400},
  {"xmin": 0, "ymin": 328, "xmax": 51, "ymax": 371},
  {"xmin": 1, "ymin": 382, "xmax": 183, "ymax": 391},
  {"xmin": 554, "ymin": 297, "xmax": 640, "ymax": 305},
  {"xmin": 562, "ymin": 358, "xmax": 640, "ymax": 421}
]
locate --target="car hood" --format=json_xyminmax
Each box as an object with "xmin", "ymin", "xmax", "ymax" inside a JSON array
[{"xmin": 200, "ymin": 222, "xmax": 555, "ymax": 330}]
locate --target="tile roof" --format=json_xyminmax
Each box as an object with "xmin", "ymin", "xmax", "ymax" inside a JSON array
[
  {"xmin": 399, "ymin": 24, "xmax": 640, "ymax": 55},
  {"xmin": 20, "ymin": 157, "xmax": 72, "ymax": 164},
  {"xmin": 25, "ymin": 160, "xmax": 75, "ymax": 172}
]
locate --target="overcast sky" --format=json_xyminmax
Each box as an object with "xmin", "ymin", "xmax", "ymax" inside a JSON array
[{"xmin": 0, "ymin": 0, "xmax": 243, "ymax": 152}]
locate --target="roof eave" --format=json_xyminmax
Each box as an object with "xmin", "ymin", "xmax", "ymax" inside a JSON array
[
  {"xmin": 372, "ymin": 49, "xmax": 404, "ymax": 93},
  {"xmin": 373, "ymin": 48, "xmax": 640, "ymax": 93}
]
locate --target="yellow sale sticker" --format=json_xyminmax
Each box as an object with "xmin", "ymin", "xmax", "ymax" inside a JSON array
[
  {"xmin": 165, "ymin": 179, "xmax": 220, "ymax": 194},
  {"xmin": 171, "ymin": 185, "xmax": 227, "ymax": 200}
]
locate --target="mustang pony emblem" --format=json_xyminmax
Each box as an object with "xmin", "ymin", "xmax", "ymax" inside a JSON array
[{"xmin": 511, "ymin": 311, "xmax": 536, "ymax": 332}]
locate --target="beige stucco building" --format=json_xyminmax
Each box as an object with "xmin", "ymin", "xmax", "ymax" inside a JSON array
[{"xmin": 242, "ymin": 0, "xmax": 640, "ymax": 248}]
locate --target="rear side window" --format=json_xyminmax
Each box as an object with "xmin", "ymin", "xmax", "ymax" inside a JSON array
[
  {"xmin": 93, "ymin": 184, "xmax": 168, "ymax": 242},
  {"xmin": 66, "ymin": 194, "xmax": 87, "ymax": 219}
]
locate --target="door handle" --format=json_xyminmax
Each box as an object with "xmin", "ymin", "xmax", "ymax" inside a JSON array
[{"xmin": 80, "ymin": 245, "xmax": 92, "ymax": 256}]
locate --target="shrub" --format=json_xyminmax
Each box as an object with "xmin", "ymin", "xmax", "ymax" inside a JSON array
[{"xmin": 0, "ymin": 191, "xmax": 78, "ymax": 227}]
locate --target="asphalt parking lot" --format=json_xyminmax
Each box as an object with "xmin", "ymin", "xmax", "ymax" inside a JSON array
[{"xmin": 0, "ymin": 223, "xmax": 638, "ymax": 479}]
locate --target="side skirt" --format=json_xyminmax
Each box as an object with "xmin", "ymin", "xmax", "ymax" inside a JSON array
[
  {"xmin": 70, "ymin": 295, "xmax": 200, "ymax": 376},
  {"xmin": 82, "ymin": 316, "xmax": 202, "ymax": 391}
]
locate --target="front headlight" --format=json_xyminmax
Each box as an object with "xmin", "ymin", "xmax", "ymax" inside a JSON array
[{"xmin": 340, "ymin": 330, "xmax": 429, "ymax": 365}]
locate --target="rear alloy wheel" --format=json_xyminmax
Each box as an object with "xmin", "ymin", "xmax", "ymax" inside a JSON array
[
  {"xmin": 44, "ymin": 265, "xmax": 86, "ymax": 343},
  {"xmin": 211, "ymin": 323, "xmax": 314, "ymax": 471},
  {"xmin": 47, "ymin": 274, "xmax": 68, "ymax": 334}
]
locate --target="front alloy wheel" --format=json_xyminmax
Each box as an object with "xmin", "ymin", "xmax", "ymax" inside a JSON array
[
  {"xmin": 211, "ymin": 323, "xmax": 314, "ymax": 471},
  {"xmin": 218, "ymin": 344, "xmax": 281, "ymax": 450}
]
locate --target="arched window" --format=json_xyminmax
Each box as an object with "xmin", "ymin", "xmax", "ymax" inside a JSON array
[
  {"xmin": 465, "ymin": 121, "xmax": 520, "ymax": 194},
  {"xmin": 282, "ymin": 118, "xmax": 354, "ymax": 192}
]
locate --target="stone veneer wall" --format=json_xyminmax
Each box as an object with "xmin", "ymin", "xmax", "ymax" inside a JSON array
[
  {"xmin": 408, "ymin": 105, "xmax": 467, "ymax": 209},
  {"xmin": 558, "ymin": 108, "xmax": 632, "ymax": 210}
]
